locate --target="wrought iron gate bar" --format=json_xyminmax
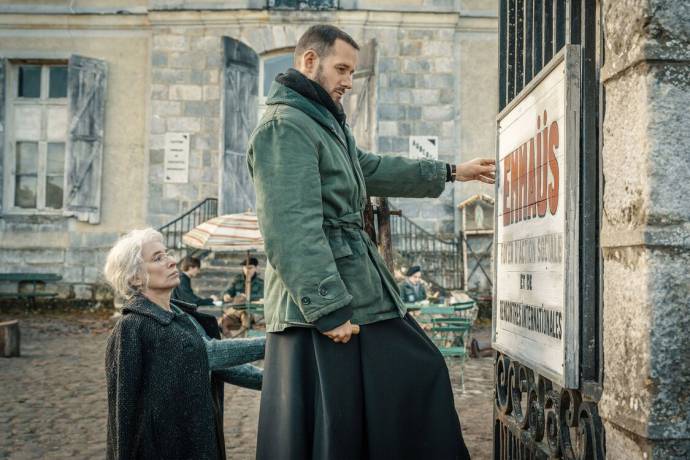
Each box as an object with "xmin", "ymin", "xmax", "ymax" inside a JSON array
[
  {"xmin": 502, "ymin": 0, "xmax": 576, "ymax": 110},
  {"xmin": 494, "ymin": 352, "xmax": 605, "ymax": 459},
  {"xmin": 496, "ymin": 1, "xmax": 603, "ymax": 458},
  {"xmin": 387, "ymin": 205, "xmax": 463, "ymax": 291}
]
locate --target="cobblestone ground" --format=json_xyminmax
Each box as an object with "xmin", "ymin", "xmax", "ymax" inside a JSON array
[{"xmin": 0, "ymin": 311, "xmax": 494, "ymax": 460}]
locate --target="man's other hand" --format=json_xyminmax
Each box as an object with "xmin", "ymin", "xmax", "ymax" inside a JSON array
[
  {"xmin": 456, "ymin": 158, "xmax": 496, "ymax": 184},
  {"xmin": 323, "ymin": 320, "xmax": 354, "ymax": 344}
]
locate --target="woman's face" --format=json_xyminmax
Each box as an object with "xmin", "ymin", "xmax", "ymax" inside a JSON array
[
  {"xmin": 139, "ymin": 240, "xmax": 179, "ymax": 292},
  {"xmin": 408, "ymin": 272, "xmax": 422, "ymax": 285}
]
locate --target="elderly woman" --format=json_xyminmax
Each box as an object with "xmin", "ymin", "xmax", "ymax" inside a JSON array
[{"xmin": 103, "ymin": 228, "xmax": 265, "ymax": 460}]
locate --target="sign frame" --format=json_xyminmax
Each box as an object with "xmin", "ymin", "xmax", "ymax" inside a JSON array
[{"xmin": 492, "ymin": 45, "xmax": 581, "ymax": 388}]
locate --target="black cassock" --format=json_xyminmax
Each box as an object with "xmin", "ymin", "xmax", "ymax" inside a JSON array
[{"xmin": 256, "ymin": 314, "xmax": 471, "ymax": 460}]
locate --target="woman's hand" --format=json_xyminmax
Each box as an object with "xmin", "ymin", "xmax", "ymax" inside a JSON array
[{"xmin": 456, "ymin": 158, "xmax": 496, "ymax": 184}]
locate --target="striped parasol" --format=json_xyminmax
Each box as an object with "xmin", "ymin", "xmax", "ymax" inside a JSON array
[{"xmin": 182, "ymin": 212, "xmax": 264, "ymax": 252}]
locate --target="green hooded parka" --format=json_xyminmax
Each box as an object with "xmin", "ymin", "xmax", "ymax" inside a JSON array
[{"xmin": 247, "ymin": 81, "xmax": 448, "ymax": 332}]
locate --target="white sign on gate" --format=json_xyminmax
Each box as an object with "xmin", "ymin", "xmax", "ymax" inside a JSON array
[
  {"xmin": 409, "ymin": 136, "xmax": 438, "ymax": 160},
  {"xmin": 493, "ymin": 46, "xmax": 581, "ymax": 388},
  {"xmin": 164, "ymin": 133, "xmax": 190, "ymax": 184}
]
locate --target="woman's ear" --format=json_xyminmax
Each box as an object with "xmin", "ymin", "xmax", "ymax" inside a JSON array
[{"xmin": 130, "ymin": 274, "xmax": 143, "ymax": 289}]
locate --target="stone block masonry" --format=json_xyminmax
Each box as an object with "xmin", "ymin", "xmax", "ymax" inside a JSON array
[
  {"xmin": 599, "ymin": 1, "xmax": 690, "ymax": 458},
  {"xmin": 146, "ymin": 12, "xmax": 497, "ymax": 237},
  {"xmin": 148, "ymin": 29, "xmax": 223, "ymax": 227},
  {"xmin": 376, "ymin": 27, "xmax": 460, "ymax": 228}
]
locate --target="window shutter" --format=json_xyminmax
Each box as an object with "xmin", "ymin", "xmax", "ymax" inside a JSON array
[
  {"xmin": 220, "ymin": 37, "xmax": 258, "ymax": 215},
  {"xmin": 63, "ymin": 55, "xmax": 107, "ymax": 224},
  {"xmin": 0, "ymin": 59, "xmax": 6, "ymax": 214}
]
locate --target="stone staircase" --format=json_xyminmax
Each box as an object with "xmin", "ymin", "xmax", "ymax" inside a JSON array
[{"xmin": 192, "ymin": 251, "xmax": 267, "ymax": 299}]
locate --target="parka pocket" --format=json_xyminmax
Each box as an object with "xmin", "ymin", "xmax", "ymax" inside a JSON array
[{"xmin": 326, "ymin": 228, "xmax": 353, "ymax": 259}]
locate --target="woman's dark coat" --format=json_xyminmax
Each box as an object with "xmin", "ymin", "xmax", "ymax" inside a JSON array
[{"xmin": 105, "ymin": 295, "xmax": 226, "ymax": 460}]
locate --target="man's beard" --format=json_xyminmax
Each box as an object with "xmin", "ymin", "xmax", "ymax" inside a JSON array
[{"xmin": 315, "ymin": 64, "xmax": 344, "ymax": 107}]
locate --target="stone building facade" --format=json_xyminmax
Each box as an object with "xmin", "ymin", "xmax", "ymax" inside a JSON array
[
  {"xmin": 0, "ymin": 1, "xmax": 499, "ymax": 302},
  {"xmin": 145, "ymin": 2, "xmax": 499, "ymax": 234}
]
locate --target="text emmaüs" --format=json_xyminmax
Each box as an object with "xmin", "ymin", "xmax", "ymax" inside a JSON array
[{"xmin": 502, "ymin": 110, "xmax": 560, "ymax": 227}]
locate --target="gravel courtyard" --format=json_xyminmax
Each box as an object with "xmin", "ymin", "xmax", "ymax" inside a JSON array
[{"xmin": 0, "ymin": 309, "xmax": 494, "ymax": 460}]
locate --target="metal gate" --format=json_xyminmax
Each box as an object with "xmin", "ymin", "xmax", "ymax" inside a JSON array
[{"xmin": 494, "ymin": 1, "xmax": 604, "ymax": 458}]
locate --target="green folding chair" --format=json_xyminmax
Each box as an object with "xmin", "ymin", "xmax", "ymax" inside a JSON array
[{"xmin": 417, "ymin": 305, "xmax": 475, "ymax": 392}]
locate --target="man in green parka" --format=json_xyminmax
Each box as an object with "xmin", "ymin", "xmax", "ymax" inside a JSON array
[{"xmin": 248, "ymin": 24, "xmax": 495, "ymax": 460}]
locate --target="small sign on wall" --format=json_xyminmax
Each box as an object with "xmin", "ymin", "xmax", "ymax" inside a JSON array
[
  {"xmin": 409, "ymin": 136, "xmax": 438, "ymax": 160},
  {"xmin": 164, "ymin": 133, "xmax": 190, "ymax": 184}
]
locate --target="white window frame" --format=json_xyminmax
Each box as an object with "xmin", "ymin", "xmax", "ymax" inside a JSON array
[
  {"xmin": 258, "ymin": 49, "xmax": 294, "ymax": 122},
  {"xmin": 3, "ymin": 60, "xmax": 68, "ymax": 215}
]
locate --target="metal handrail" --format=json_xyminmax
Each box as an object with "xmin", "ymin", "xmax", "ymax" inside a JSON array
[
  {"xmin": 389, "ymin": 205, "xmax": 463, "ymax": 291},
  {"xmin": 158, "ymin": 197, "xmax": 218, "ymax": 252}
]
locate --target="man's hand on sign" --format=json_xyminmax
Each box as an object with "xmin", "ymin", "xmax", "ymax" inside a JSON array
[
  {"xmin": 323, "ymin": 320, "xmax": 356, "ymax": 344},
  {"xmin": 456, "ymin": 158, "xmax": 496, "ymax": 184}
]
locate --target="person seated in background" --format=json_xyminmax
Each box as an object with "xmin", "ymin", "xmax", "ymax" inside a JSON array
[
  {"xmin": 222, "ymin": 257, "xmax": 264, "ymax": 303},
  {"xmin": 219, "ymin": 257, "xmax": 265, "ymax": 337},
  {"xmin": 172, "ymin": 256, "xmax": 217, "ymax": 306},
  {"xmin": 399, "ymin": 265, "xmax": 427, "ymax": 303}
]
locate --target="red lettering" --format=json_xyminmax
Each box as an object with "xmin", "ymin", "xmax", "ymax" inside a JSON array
[
  {"xmin": 510, "ymin": 150, "xmax": 519, "ymax": 224},
  {"xmin": 501, "ymin": 110, "xmax": 562, "ymax": 227},
  {"xmin": 518, "ymin": 144, "xmax": 528, "ymax": 221},
  {"xmin": 537, "ymin": 112, "xmax": 548, "ymax": 217},
  {"xmin": 527, "ymin": 138, "xmax": 537, "ymax": 218},
  {"xmin": 503, "ymin": 154, "xmax": 511, "ymax": 226},
  {"xmin": 548, "ymin": 120, "xmax": 560, "ymax": 215}
]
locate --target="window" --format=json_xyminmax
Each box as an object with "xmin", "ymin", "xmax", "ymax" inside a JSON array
[
  {"xmin": 5, "ymin": 62, "xmax": 68, "ymax": 212},
  {"xmin": 258, "ymin": 51, "xmax": 293, "ymax": 121}
]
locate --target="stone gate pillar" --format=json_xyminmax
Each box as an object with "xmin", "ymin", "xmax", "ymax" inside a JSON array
[{"xmin": 600, "ymin": 1, "xmax": 690, "ymax": 458}]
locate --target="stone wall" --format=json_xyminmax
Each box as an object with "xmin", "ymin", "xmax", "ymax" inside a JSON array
[
  {"xmin": 374, "ymin": 24, "xmax": 460, "ymax": 234},
  {"xmin": 147, "ymin": 9, "xmax": 497, "ymax": 234},
  {"xmin": 599, "ymin": 1, "xmax": 690, "ymax": 458},
  {"xmin": 148, "ymin": 25, "xmax": 223, "ymax": 227},
  {"xmin": 0, "ymin": 217, "xmax": 117, "ymax": 303}
]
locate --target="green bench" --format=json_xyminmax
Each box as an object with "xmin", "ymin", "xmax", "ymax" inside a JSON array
[
  {"xmin": 0, "ymin": 273, "xmax": 62, "ymax": 304},
  {"xmin": 415, "ymin": 302, "xmax": 478, "ymax": 392}
]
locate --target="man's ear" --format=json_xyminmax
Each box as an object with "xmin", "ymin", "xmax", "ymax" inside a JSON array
[{"xmin": 301, "ymin": 49, "xmax": 319, "ymax": 75}]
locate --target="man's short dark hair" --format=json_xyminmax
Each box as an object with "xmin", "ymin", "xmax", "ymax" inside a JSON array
[
  {"xmin": 294, "ymin": 24, "xmax": 360, "ymax": 64},
  {"xmin": 180, "ymin": 256, "xmax": 201, "ymax": 272},
  {"xmin": 241, "ymin": 257, "xmax": 259, "ymax": 267}
]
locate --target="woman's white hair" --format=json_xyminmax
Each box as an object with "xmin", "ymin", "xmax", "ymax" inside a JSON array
[{"xmin": 104, "ymin": 228, "xmax": 164, "ymax": 299}]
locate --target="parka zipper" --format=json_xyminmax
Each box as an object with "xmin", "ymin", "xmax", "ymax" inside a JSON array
[{"xmin": 327, "ymin": 123, "xmax": 365, "ymax": 212}]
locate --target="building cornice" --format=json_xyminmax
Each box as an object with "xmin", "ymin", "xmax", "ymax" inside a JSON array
[{"xmin": 0, "ymin": 8, "xmax": 496, "ymax": 33}]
